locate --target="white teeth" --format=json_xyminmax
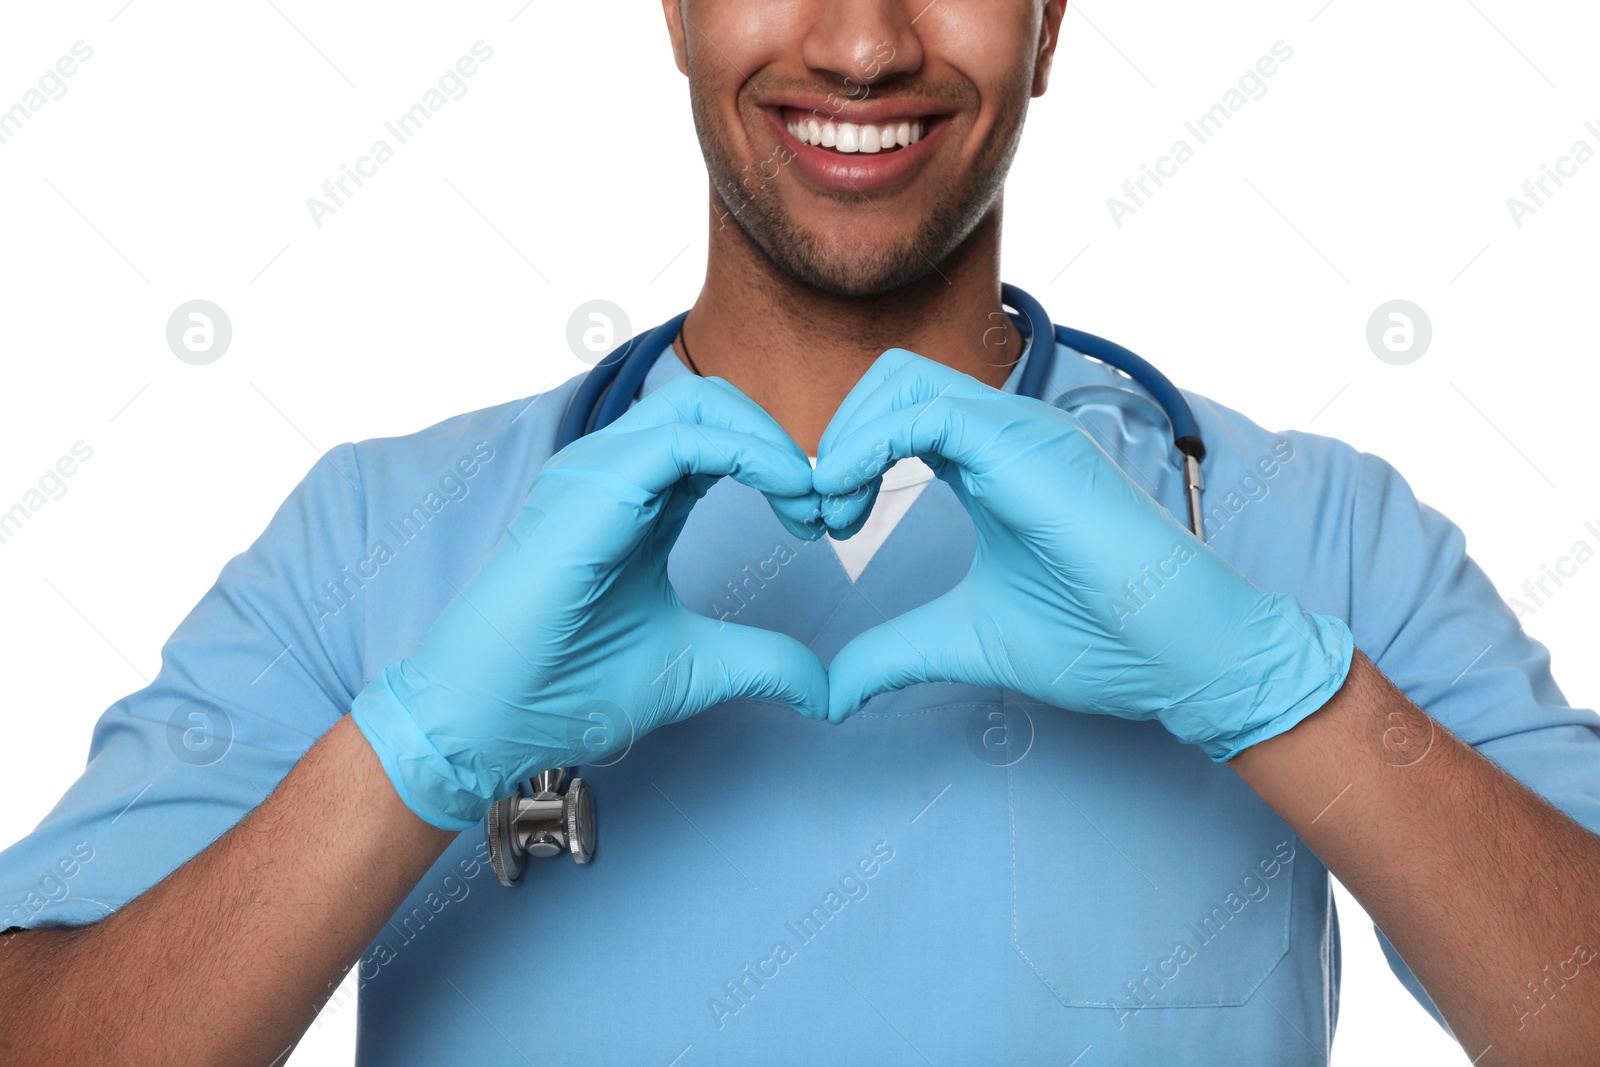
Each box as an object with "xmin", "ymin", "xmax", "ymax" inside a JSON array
[{"xmin": 785, "ymin": 114, "xmax": 927, "ymax": 153}]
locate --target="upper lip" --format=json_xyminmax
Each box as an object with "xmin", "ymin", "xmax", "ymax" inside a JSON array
[{"xmin": 762, "ymin": 94, "xmax": 949, "ymax": 126}]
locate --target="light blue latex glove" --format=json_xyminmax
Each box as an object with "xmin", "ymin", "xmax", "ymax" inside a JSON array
[
  {"xmin": 811, "ymin": 349, "xmax": 1354, "ymax": 760},
  {"xmin": 352, "ymin": 375, "xmax": 830, "ymax": 831}
]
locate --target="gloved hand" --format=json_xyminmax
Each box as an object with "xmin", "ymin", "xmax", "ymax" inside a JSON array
[
  {"xmin": 810, "ymin": 349, "xmax": 1353, "ymax": 760},
  {"xmin": 352, "ymin": 375, "xmax": 830, "ymax": 831}
]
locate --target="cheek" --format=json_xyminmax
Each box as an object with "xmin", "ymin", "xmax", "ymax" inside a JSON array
[
  {"xmin": 693, "ymin": 5, "xmax": 794, "ymax": 84},
  {"xmin": 689, "ymin": 9, "xmax": 796, "ymax": 158},
  {"xmin": 920, "ymin": 3, "xmax": 1039, "ymax": 155},
  {"xmin": 927, "ymin": 1, "xmax": 1039, "ymax": 89}
]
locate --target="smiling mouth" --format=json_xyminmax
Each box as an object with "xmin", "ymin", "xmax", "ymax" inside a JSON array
[{"xmin": 780, "ymin": 107, "xmax": 930, "ymax": 154}]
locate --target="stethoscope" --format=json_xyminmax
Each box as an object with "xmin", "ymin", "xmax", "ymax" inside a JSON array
[{"xmin": 487, "ymin": 282, "xmax": 1207, "ymax": 886}]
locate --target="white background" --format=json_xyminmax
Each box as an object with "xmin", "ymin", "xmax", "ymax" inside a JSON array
[{"xmin": 2, "ymin": 1, "xmax": 1596, "ymax": 1063}]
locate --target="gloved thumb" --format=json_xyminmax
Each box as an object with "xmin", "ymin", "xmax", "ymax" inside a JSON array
[
  {"xmin": 684, "ymin": 613, "xmax": 830, "ymax": 722},
  {"xmin": 826, "ymin": 599, "xmax": 966, "ymax": 724}
]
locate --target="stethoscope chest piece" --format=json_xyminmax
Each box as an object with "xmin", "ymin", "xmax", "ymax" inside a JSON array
[{"xmin": 488, "ymin": 767, "xmax": 596, "ymax": 887}]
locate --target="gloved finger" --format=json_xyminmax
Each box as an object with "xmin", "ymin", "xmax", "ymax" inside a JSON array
[
  {"xmin": 825, "ymin": 597, "xmax": 978, "ymax": 723},
  {"xmin": 606, "ymin": 373, "xmax": 779, "ymax": 440},
  {"xmin": 814, "ymin": 353, "xmax": 1000, "ymax": 531},
  {"xmin": 813, "ymin": 393, "xmax": 1025, "ymax": 498},
  {"xmin": 603, "ymin": 375, "xmax": 825, "ymax": 539},
  {"xmin": 818, "ymin": 349, "xmax": 990, "ymax": 455},
  {"xmin": 817, "ymin": 348, "xmax": 930, "ymax": 456},
  {"xmin": 641, "ymin": 475, "xmax": 719, "ymax": 564},
  {"xmin": 700, "ymin": 375, "xmax": 786, "ymax": 436},
  {"xmin": 806, "ymin": 350, "xmax": 917, "ymax": 533},
  {"xmin": 510, "ymin": 420, "xmax": 817, "ymax": 573},
  {"xmin": 679, "ymin": 611, "xmax": 830, "ymax": 722},
  {"xmin": 577, "ymin": 421, "xmax": 817, "ymax": 502},
  {"xmin": 697, "ymin": 376, "xmax": 825, "ymax": 540},
  {"xmin": 816, "ymin": 477, "xmax": 882, "ymax": 541}
]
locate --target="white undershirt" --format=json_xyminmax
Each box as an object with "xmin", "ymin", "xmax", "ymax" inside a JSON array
[{"xmin": 806, "ymin": 455, "xmax": 937, "ymax": 581}]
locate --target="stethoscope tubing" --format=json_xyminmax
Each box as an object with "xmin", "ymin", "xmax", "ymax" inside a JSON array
[{"xmin": 555, "ymin": 285, "xmax": 1207, "ymax": 539}]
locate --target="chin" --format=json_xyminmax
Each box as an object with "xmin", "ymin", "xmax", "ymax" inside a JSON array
[
  {"xmin": 793, "ymin": 255, "xmax": 931, "ymax": 298},
  {"xmin": 755, "ymin": 217, "xmax": 947, "ymax": 298}
]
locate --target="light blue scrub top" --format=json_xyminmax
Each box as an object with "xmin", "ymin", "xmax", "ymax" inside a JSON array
[{"xmin": 4, "ymin": 327, "xmax": 1599, "ymax": 1065}]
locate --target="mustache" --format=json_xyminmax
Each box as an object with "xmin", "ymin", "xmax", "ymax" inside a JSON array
[{"xmin": 744, "ymin": 73, "xmax": 974, "ymax": 113}]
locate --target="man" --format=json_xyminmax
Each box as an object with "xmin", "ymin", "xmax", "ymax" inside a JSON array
[{"xmin": 2, "ymin": 2, "xmax": 1597, "ymax": 1064}]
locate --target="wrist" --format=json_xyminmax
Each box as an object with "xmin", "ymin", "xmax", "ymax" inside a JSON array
[
  {"xmin": 349, "ymin": 667, "xmax": 492, "ymax": 832},
  {"xmin": 1187, "ymin": 602, "xmax": 1356, "ymax": 762}
]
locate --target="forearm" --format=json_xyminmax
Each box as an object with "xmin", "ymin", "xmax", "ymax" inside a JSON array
[
  {"xmin": 0, "ymin": 714, "xmax": 457, "ymax": 1066},
  {"xmin": 1230, "ymin": 650, "xmax": 1600, "ymax": 1063}
]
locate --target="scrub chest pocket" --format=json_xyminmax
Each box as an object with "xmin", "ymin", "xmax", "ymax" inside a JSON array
[{"xmin": 998, "ymin": 696, "xmax": 1298, "ymax": 1011}]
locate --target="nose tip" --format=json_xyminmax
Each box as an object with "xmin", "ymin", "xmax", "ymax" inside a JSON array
[{"xmin": 800, "ymin": 4, "xmax": 924, "ymax": 87}]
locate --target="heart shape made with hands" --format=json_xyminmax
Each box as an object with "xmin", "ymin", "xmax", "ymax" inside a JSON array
[{"xmin": 355, "ymin": 347, "xmax": 1351, "ymax": 832}]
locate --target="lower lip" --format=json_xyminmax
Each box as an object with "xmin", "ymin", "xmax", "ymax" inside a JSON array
[{"xmin": 762, "ymin": 108, "xmax": 948, "ymax": 195}]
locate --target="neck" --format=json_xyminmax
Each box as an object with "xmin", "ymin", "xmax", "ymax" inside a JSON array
[{"xmin": 676, "ymin": 197, "xmax": 1022, "ymax": 454}]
